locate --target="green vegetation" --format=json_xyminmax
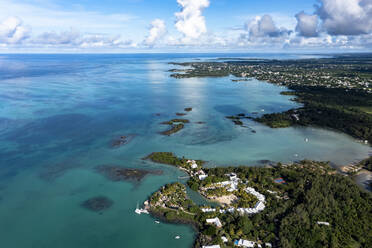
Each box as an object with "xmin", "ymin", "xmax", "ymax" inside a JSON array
[
  {"xmin": 232, "ymin": 188, "xmax": 258, "ymax": 208},
  {"xmin": 170, "ymin": 55, "xmax": 372, "ymax": 144},
  {"xmin": 147, "ymin": 157, "xmax": 372, "ymax": 248},
  {"xmin": 255, "ymin": 86, "xmax": 372, "ymax": 143},
  {"xmin": 145, "ymin": 152, "xmax": 204, "ymax": 170},
  {"xmin": 145, "ymin": 152, "xmax": 184, "ymax": 166},
  {"xmin": 225, "ymin": 116, "xmax": 245, "ymax": 126},
  {"xmin": 161, "ymin": 119, "xmax": 190, "ymax": 125},
  {"xmin": 160, "ymin": 117, "xmax": 191, "ymax": 136},
  {"xmin": 149, "ymin": 183, "xmax": 199, "ymax": 225},
  {"xmin": 357, "ymin": 156, "xmax": 372, "ymax": 171},
  {"xmin": 160, "ymin": 123, "xmax": 185, "ymax": 135}
]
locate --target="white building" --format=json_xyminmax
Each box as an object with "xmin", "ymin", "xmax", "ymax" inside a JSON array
[
  {"xmin": 206, "ymin": 217, "xmax": 222, "ymax": 228},
  {"xmin": 199, "ymin": 174, "xmax": 208, "ymax": 180},
  {"xmin": 187, "ymin": 160, "xmax": 198, "ymax": 169},
  {"xmin": 254, "ymin": 201, "xmax": 265, "ymax": 211},
  {"xmin": 317, "ymin": 221, "xmax": 330, "ymax": 226},
  {"xmin": 221, "ymin": 236, "xmax": 228, "ymax": 243},
  {"xmin": 234, "ymin": 239, "xmax": 262, "ymax": 248},
  {"xmin": 201, "ymin": 208, "xmax": 216, "ymax": 213}
]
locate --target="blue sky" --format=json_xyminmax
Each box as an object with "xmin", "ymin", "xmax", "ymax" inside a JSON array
[{"xmin": 0, "ymin": 0, "xmax": 371, "ymax": 52}]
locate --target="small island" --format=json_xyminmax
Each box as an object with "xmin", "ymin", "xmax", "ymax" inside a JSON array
[
  {"xmin": 143, "ymin": 152, "xmax": 372, "ymax": 248},
  {"xmin": 160, "ymin": 118, "xmax": 190, "ymax": 136}
]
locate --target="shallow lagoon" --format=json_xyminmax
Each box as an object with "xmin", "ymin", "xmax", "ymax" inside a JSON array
[{"xmin": 0, "ymin": 54, "xmax": 370, "ymax": 248}]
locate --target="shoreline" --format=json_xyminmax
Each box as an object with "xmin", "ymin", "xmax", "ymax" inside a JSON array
[
  {"xmin": 169, "ymin": 57, "xmax": 372, "ymax": 146},
  {"xmin": 353, "ymin": 169, "xmax": 372, "ymax": 191},
  {"xmin": 147, "ymin": 153, "xmax": 372, "ymax": 248}
]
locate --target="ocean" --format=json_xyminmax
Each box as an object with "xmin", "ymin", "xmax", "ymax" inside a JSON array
[{"xmin": 0, "ymin": 53, "xmax": 370, "ymax": 248}]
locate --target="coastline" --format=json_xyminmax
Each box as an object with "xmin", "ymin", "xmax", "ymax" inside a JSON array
[
  {"xmin": 143, "ymin": 153, "xmax": 372, "ymax": 247},
  {"xmin": 353, "ymin": 169, "xmax": 372, "ymax": 191},
  {"xmin": 169, "ymin": 56, "xmax": 372, "ymax": 146}
]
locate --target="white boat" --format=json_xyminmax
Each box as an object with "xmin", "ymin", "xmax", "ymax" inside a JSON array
[
  {"xmin": 135, "ymin": 203, "xmax": 149, "ymax": 215},
  {"xmin": 305, "ymin": 138, "xmax": 309, "ymax": 142},
  {"xmin": 175, "ymin": 236, "xmax": 181, "ymax": 239},
  {"xmin": 155, "ymin": 220, "xmax": 160, "ymax": 224}
]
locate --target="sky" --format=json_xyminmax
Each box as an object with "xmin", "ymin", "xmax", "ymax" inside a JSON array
[{"xmin": 0, "ymin": 0, "xmax": 371, "ymax": 53}]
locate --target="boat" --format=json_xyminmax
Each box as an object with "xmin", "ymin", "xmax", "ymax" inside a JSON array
[
  {"xmin": 155, "ymin": 220, "xmax": 160, "ymax": 224},
  {"xmin": 135, "ymin": 203, "xmax": 149, "ymax": 215},
  {"xmin": 305, "ymin": 138, "xmax": 309, "ymax": 142},
  {"xmin": 175, "ymin": 236, "xmax": 181, "ymax": 239}
]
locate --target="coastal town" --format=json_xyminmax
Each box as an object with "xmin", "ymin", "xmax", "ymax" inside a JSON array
[
  {"xmin": 140, "ymin": 152, "xmax": 372, "ymax": 248},
  {"xmin": 170, "ymin": 55, "xmax": 372, "ymax": 93}
]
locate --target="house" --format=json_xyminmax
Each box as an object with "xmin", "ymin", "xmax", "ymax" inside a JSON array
[
  {"xmin": 221, "ymin": 236, "xmax": 228, "ymax": 243},
  {"xmin": 234, "ymin": 239, "xmax": 262, "ymax": 248},
  {"xmin": 199, "ymin": 174, "xmax": 208, "ymax": 180},
  {"xmin": 254, "ymin": 201, "xmax": 265, "ymax": 211},
  {"xmin": 187, "ymin": 159, "xmax": 198, "ymax": 169},
  {"xmin": 226, "ymin": 172, "xmax": 238, "ymax": 181},
  {"xmin": 317, "ymin": 221, "xmax": 330, "ymax": 226},
  {"xmin": 201, "ymin": 208, "xmax": 216, "ymax": 213},
  {"xmin": 206, "ymin": 217, "xmax": 222, "ymax": 228},
  {"xmin": 196, "ymin": 169, "xmax": 208, "ymax": 180}
]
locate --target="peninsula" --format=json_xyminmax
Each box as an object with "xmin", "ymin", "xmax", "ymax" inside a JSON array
[{"xmin": 143, "ymin": 152, "xmax": 372, "ymax": 248}]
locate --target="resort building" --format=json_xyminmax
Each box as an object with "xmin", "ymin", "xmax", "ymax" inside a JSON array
[
  {"xmin": 201, "ymin": 208, "xmax": 216, "ymax": 213},
  {"xmin": 199, "ymin": 174, "xmax": 208, "ymax": 180},
  {"xmin": 206, "ymin": 217, "xmax": 222, "ymax": 228},
  {"xmin": 317, "ymin": 221, "xmax": 330, "ymax": 226},
  {"xmin": 234, "ymin": 239, "xmax": 262, "ymax": 248},
  {"xmin": 187, "ymin": 160, "xmax": 198, "ymax": 169},
  {"xmin": 197, "ymin": 169, "xmax": 208, "ymax": 180}
]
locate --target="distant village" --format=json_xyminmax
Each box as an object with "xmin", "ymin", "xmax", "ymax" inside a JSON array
[{"xmin": 170, "ymin": 58, "xmax": 372, "ymax": 93}]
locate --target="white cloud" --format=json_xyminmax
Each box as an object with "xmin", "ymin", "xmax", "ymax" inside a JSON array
[
  {"xmin": 30, "ymin": 29, "xmax": 134, "ymax": 49},
  {"xmin": 33, "ymin": 29, "xmax": 80, "ymax": 45},
  {"xmin": 0, "ymin": 0, "xmax": 135, "ymax": 35},
  {"xmin": 246, "ymin": 15, "xmax": 290, "ymax": 39},
  {"xmin": 295, "ymin": 11, "xmax": 319, "ymax": 37},
  {"xmin": 0, "ymin": 16, "xmax": 30, "ymax": 44},
  {"xmin": 144, "ymin": 19, "xmax": 167, "ymax": 46},
  {"xmin": 315, "ymin": 0, "xmax": 372, "ymax": 35},
  {"xmin": 175, "ymin": 0, "xmax": 210, "ymax": 43}
]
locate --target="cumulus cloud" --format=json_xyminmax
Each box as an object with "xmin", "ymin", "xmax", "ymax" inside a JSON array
[
  {"xmin": 144, "ymin": 19, "xmax": 167, "ymax": 46},
  {"xmin": 0, "ymin": 16, "xmax": 30, "ymax": 44},
  {"xmin": 247, "ymin": 15, "xmax": 290, "ymax": 39},
  {"xmin": 315, "ymin": 0, "xmax": 372, "ymax": 35},
  {"xmin": 175, "ymin": 0, "xmax": 210, "ymax": 42},
  {"xmin": 295, "ymin": 11, "xmax": 319, "ymax": 37}
]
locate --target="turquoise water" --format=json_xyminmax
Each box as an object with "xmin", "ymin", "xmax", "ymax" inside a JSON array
[{"xmin": 0, "ymin": 54, "xmax": 370, "ymax": 248}]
